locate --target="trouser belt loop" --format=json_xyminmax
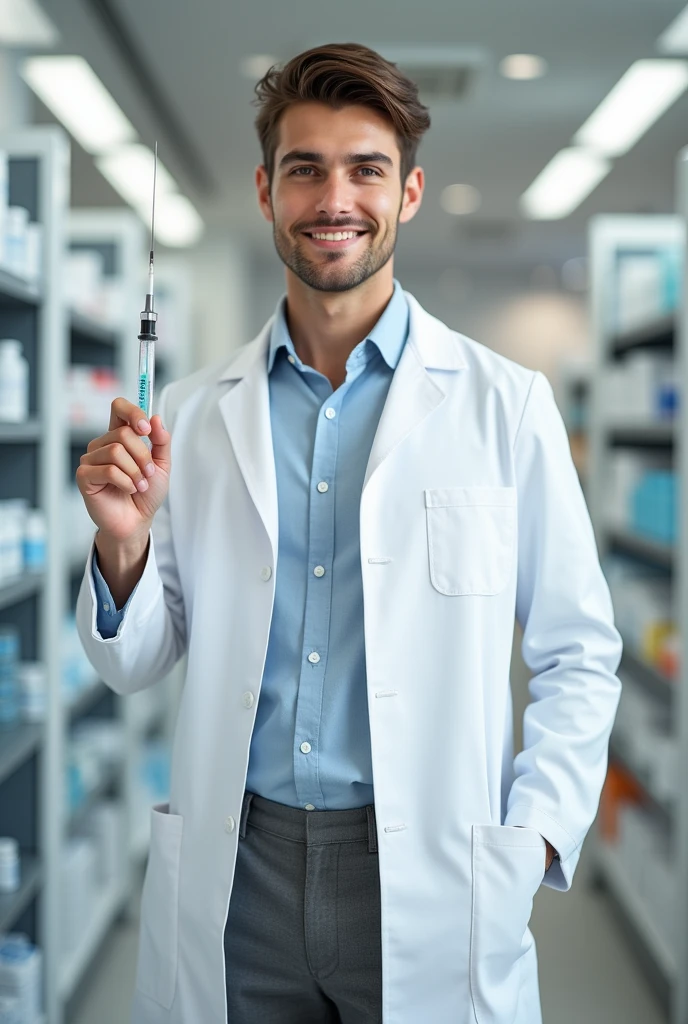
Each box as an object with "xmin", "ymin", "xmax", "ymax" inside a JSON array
[
  {"xmin": 366, "ymin": 805, "xmax": 378, "ymax": 853},
  {"xmin": 239, "ymin": 791, "xmax": 254, "ymax": 839}
]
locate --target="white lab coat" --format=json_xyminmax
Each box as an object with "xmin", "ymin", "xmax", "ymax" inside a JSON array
[{"xmin": 76, "ymin": 290, "xmax": 622, "ymax": 1024}]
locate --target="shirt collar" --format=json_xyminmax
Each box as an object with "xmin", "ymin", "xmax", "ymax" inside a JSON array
[{"xmin": 267, "ymin": 278, "xmax": 409, "ymax": 375}]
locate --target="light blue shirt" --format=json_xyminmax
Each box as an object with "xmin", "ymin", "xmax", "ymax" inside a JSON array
[{"xmin": 92, "ymin": 279, "xmax": 410, "ymax": 810}]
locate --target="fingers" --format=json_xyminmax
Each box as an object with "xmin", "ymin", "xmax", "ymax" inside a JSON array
[
  {"xmin": 109, "ymin": 397, "xmax": 152, "ymax": 437},
  {"xmin": 148, "ymin": 415, "xmax": 171, "ymax": 468},
  {"xmin": 76, "ymin": 462, "xmax": 139, "ymax": 497},
  {"xmin": 83, "ymin": 434, "xmax": 155, "ymax": 491}
]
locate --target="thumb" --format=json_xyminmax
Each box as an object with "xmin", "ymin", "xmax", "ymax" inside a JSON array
[{"xmin": 149, "ymin": 414, "xmax": 171, "ymax": 469}]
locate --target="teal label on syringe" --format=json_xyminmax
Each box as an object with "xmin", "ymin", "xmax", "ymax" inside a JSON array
[{"xmin": 138, "ymin": 373, "xmax": 150, "ymax": 412}]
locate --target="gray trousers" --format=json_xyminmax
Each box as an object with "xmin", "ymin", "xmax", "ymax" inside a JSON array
[{"xmin": 224, "ymin": 791, "xmax": 383, "ymax": 1023}]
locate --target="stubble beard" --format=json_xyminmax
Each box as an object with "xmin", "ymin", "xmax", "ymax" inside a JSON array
[{"xmin": 273, "ymin": 220, "xmax": 398, "ymax": 294}]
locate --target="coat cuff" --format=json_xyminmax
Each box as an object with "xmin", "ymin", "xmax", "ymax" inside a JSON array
[{"xmin": 504, "ymin": 803, "xmax": 581, "ymax": 891}]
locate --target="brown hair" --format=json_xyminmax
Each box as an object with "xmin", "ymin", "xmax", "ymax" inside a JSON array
[{"xmin": 253, "ymin": 43, "xmax": 431, "ymax": 187}]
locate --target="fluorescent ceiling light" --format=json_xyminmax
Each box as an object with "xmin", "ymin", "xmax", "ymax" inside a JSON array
[
  {"xmin": 440, "ymin": 184, "xmax": 481, "ymax": 215},
  {"xmin": 0, "ymin": 0, "xmax": 58, "ymax": 45},
  {"xmin": 96, "ymin": 145, "xmax": 178, "ymax": 210},
  {"xmin": 240, "ymin": 55, "xmax": 278, "ymax": 79},
  {"xmin": 500, "ymin": 54, "xmax": 548, "ymax": 80},
  {"xmin": 152, "ymin": 193, "xmax": 204, "ymax": 247},
  {"xmin": 574, "ymin": 59, "xmax": 688, "ymax": 157},
  {"xmin": 521, "ymin": 148, "xmax": 612, "ymax": 220},
  {"xmin": 658, "ymin": 5, "xmax": 688, "ymax": 53},
  {"xmin": 21, "ymin": 56, "xmax": 137, "ymax": 154}
]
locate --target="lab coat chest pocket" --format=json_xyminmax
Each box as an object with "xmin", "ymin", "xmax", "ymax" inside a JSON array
[
  {"xmin": 470, "ymin": 824, "xmax": 545, "ymax": 1024},
  {"xmin": 424, "ymin": 486, "xmax": 516, "ymax": 596},
  {"xmin": 135, "ymin": 802, "xmax": 184, "ymax": 1010}
]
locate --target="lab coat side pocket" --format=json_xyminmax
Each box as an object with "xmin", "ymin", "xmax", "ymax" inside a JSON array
[
  {"xmin": 135, "ymin": 802, "xmax": 184, "ymax": 1010},
  {"xmin": 469, "ymin": 824, "xmax": 545, "ymax": 1024}
]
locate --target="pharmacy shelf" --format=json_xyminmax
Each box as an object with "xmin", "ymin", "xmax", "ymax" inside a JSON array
[
  {"xmin": 607, "ymin": 423, "xmax": 674, "ymax": 449},
  {"xmin": 608, "ymin": 739, "xmax": 673, "ymax": 825},
  {"xmin": 66, "ymin": 678, "xmax": 108, "ymax": 722},
  {"xmin": 0, "ymin": 570, "xmax": 44, "ymax": 611},
  {"xmin": 59, "ymin": 877, "xmax": 127, "ymax": 1002},
  {"xmin": 620, "ymin": 647, "xmax": 674, "ymax": 702},
  {"xmin": 0, "ymin": 266, "xmax": 41, "ymax": 307},
  {"xmin": 66, "ymin": 761, "xmax": 123, "ymax": 834},
  {"xmin": 606, "ymin": 528, "xmax": 674, "ymax": 570},
  {"xmin": 610, "ymin": 313, "xmax": 676, "ymax": 359},
  {"xmin": 0, "ymin": 854, "xmax": 42, "ymax": 933},
  {"xmin": 0, "ymin": 723, "xmax": 43, "ymax": 787},
  {"xmin": 596, "ymin": 843, "xmax": 675, "ymax": 999},
  {"xmin": 69, "ymin": 309, "xmax": 118, "ymax": 347},
  {"xmin": 0, "ymin": 419, "xmax": 41, "ymax": 442},
  {"xmin": 589, "ymin": 209, "xmax": 687, "ymax": 1023}
]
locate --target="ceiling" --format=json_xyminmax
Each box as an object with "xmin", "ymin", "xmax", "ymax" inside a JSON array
[{"xmin": 38, "ymin": 0, "xmax": 688, "ymax": 272}]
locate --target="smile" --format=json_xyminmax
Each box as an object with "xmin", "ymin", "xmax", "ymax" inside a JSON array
[{"xmin": 302, "ymin": 231, "xmax": 368, "ymax": 249}]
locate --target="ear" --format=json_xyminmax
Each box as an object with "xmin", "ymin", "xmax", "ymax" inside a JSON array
[
  {"xmin": 399, "ymin": 166, "xmax": 424, "ymax": 225},
  {"xmin": 255, "ymin": 165, "xmax": 274, "ymax": 223}
]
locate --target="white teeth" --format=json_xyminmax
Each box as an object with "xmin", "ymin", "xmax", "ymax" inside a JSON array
[{"xmin": 310, "ymin": 231, "xmax": 359, "ymax": 241}]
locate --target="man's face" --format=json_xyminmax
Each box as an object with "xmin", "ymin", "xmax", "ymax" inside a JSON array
[{"xmin": 257, "ymin": 102, "xmax": 421, "ymax": 293}]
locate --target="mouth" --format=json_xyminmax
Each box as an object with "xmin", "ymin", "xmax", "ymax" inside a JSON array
[{"xmin": 301, "ymin": 230, "xmax": 369, "ymax": 250}]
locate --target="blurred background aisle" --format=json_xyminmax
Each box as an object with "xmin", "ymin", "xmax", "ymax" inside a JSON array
[{"xmin": 0, "ymin": 1, "xmax": 688, "ymax": 1022}]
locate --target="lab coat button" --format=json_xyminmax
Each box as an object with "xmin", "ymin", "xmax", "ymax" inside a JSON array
[
  {"xmin": 225, "ymin": 816, "xmax": 236, "ymax": 833},
  {"xmin": 307, "ymin": 651, "xmax": 321, "ymax": 664},
  {"xmin": 317, "ymin": 481, "xmax": 329, "ymax": 493},
  {"xmin": 325, "ymin": 407, "xmax": 336, "ymax": 419},
  {"xmin": 260, "ymin": 566, "xmax": 272, "ymax": 581},
  {"xmin": 242, "ymin": 691, "xmax": 254, "ymax": 708},
  {"xmin": 300, "ymin": 742, "xmax": 312, "ymax": 754},
  {"xmin": 313, "ymin": 565, "xmax": 325, "ymax": 577}
]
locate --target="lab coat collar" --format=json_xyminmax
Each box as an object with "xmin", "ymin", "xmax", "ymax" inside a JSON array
[
  {"xmin": 216, "ymin": 288, "xmax": 468, "ymax": 558},
  {"xmin": 217, "ymin": 288, "xmax": 468, "ymax": 384}
]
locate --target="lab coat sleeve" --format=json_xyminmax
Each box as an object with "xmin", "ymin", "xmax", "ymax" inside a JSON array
[
  {"xmin": 75, "ymin": 384, "xmax": 187, "ymax": 695},
  {"xmin": 504, "ymin": 370, "xmax": 622, "ymax": 891}
]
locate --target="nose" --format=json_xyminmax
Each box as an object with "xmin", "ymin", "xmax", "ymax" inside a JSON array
[{"xmin": 316, "ymin": 171, "xmax": 355, "ymax": 220}]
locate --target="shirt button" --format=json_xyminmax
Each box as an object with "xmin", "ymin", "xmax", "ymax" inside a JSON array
[
  {"xmin": 287, "ymin": 354, "xmax": 295, "ymax": 364},
  {"xmin": 325, "ymin": 407, "xmax": 336, "ymax": 419},
  {"xmin": 242, "ymin": 691, "xmax": 255, "ymax": 709},
  {"xmin": 313, "ymin": 565, "xmax": 325, "ymax": 577},
  {"xmin": 260, "ymin": 566, "xmax": 272, "ymax": 581},
  {"xmin": 103, "ymin": 603, "xmax": 110, "ymax": 612},
  {"xmin": 225, "ymin": 816, "xmax": 236, "ymax": 833},
  {"xmin": 300, "ymin": 742, "xmax": 312, "ymax": 754},
  {"xmin": 305, "ymin": 804, "xmax": 315, "ymax": 811},
  {"xmin": 307, "ymin": 651, "xmax": 321, "ymax": 664},
  {"xmin": 317, "ymin": 481, "xmax": 329, "ymax": 493}
]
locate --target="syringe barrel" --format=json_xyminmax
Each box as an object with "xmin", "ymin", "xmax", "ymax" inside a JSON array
[{"xmin": 137, "ymin": 338, "xmax": 156, "ymax": 422}]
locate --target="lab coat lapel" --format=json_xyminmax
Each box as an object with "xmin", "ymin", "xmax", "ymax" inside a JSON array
[
  {"xmin": 363, "ymin": 291, "xmax": 468, "ymax": 490},
  {"xmin": 217, "ymin": 324, "xmax": 279, "ymax": 561}
]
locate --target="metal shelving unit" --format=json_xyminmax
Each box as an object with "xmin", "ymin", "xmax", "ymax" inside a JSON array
[
  {"xmin": 0, "ymin": 126, "xmax": 69, "ymax": 1024},
  {"xmin": 0, "ymin": 132, "xmax": 187, "ymax": 1022},
  {"xmin": 588, "ymin": 194, "xmax": 687, "ymax": 1022}
]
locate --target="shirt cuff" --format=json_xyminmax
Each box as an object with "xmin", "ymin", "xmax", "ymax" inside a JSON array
[{"xmin": 91, "ymin": 549, "xmax": 136, "ymax": 639}]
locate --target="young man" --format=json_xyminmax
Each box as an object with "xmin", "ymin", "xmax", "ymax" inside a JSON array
[{"xmin": 76, "ymin": 42, "xmax": 622, "ymax": 1024}]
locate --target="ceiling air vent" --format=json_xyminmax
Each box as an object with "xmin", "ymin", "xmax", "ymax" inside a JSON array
[{"xmin": 377, "ymin": 46, "xmax": 487, "ymax": 101}]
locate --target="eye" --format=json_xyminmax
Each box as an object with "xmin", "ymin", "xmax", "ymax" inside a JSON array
[
  {"xmin": 290, "ymin": 166, "xmax": 315, "ymax": 176},
  {"xmin": 358, "ymin": 167, "xmax": 381, "ymax": 177}
]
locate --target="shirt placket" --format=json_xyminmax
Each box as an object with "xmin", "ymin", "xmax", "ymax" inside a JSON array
[{"xmin": 293, "ymin": 386, "xmax": 346, "ymax": 809}]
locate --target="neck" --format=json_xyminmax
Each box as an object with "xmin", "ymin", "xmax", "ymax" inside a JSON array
[{"xmin": 284, "ymin": 266, "xmax": 395, "ymax": 385}]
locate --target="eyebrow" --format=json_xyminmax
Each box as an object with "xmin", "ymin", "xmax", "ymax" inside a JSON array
[{"xmin": 278, "ymin": 150, "xmax": 394, "ymax": 169}]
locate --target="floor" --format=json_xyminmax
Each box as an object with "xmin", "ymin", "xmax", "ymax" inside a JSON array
[{"xmin": 68, "ymin": 630, "xmax": 666, "ymax": 1024}]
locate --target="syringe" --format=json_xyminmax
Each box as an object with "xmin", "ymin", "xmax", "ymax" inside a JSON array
[{"xmin": 137, "ymin": 141, "xmax": 158, "ymax": 449}]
